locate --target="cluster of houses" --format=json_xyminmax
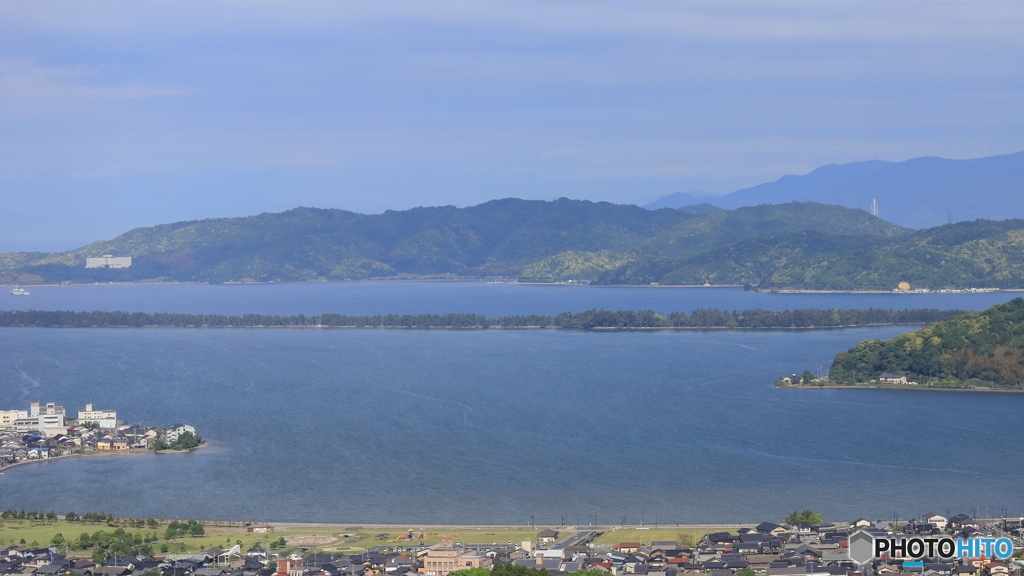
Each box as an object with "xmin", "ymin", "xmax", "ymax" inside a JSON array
[
  {"xmin": 645, "ymin": 515, "xmax": 1024, "ymax": 576},
  {"xmin": 517, "ymin": 517, "xmax": 1024, "ymax": 576},
  {"xmin": 0, "ymin": 401, "xmax": 196, "ymax": 467},
  {"xmin": 776, "ymin": 374, "xmax": 917, "ymax": 386},
  {"xmin": 2, "ymin": 514, "xmax": 1022, "ymax": 576}
]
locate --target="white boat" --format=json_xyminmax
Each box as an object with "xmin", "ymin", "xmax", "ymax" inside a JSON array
[{"xmin": 10, "ymin": 287, "xmax": 29, "ymax": 295}]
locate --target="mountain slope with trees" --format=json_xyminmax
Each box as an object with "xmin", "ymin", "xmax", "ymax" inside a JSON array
[
  {"xmin": 0, "ymin": 199, "xmax": 900, "ymax": 285},
  {"xmin": 829, "ymin": 298, "xmax": 1024, "ymax": 389},
  {"xmin": 0, "ymin": 199, "xmax": 697, "ymax": 283},
  {"xmin": 595, "ymin": 219, "xmax": 1024, "ymax": 290},
  {"xmin": 4, "ymin": 197, "xmax": 1024, "ymax": 290}
]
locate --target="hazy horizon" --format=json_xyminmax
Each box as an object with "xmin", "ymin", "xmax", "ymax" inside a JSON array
[{"xmin": 2, "ymin": 1, "xmax": 1023, "ymax": 251}]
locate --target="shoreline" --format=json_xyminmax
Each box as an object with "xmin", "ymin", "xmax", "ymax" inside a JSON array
[
  {"xmin": 764, "ymin": 289, "xmax": 1020, "ymax": 294},
  {"xmin": 0, "ymin": 449, "xmax": 148, "ymax": 474},
  {"xmin": 154, "ymin": 447, "xmax": 203, "ymax": 454},
  {"xmin": 0, "ymin": 444, "xmax": 205, "ymax": 474},
  {"xmin": 7, "ymin": 280, "xmax": 1021, "ymax": 293},
  {"xmin": 0, "ymin": 323, "xmax": 934, "ymax": 331},
  {"xmin": 268, "ymin": 521, "xmax": 756, "ymax": 530},
  {"xmin": 515, "ymin": 282, "xmax": 744, "ymax": 288},
  {"xmin": 777, "ymin": 383, "xmax": 1024, "ymax": 393}
]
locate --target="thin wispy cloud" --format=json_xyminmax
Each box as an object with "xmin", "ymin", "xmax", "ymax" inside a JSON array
[
  {"xmin": 0, "ymin": 1, "xmax": 1021, "ymax": 250},
  {"xmin": 0, "ymin": 60, "xmax": 193, "ymax": 115}
]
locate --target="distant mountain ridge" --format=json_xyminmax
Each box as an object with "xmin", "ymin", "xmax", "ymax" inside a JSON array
[
  {"xmin": 0, "ymin": 199, "xmax": 900, "ymax": 286},
  {"xmin": 0, "ymin": 199, "xmax": 702, "ymax": 284},
  {"xmin": 643, "ymin": 191, "xmax": 711, "ymax": 210},
  {"xmin": 6, "ymin": 197, "xmax": 1024, "ymax": 290},
  {"xmin": 645, "ymin": 151, "xmax": 1024, "ymax": 229}
]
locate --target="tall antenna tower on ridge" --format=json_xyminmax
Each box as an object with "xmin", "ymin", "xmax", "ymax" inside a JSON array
[{"xmin": 870, "ymin": 198, "xmax": 878, "ymax": 217}]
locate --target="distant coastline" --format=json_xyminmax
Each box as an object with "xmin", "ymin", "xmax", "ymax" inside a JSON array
[
  {"xmin": 776, "ymin": 382, "xmax": 1024, "ymax": 393},
  {"xmin": 9, "ymin": 279, "xmax": 1024, "ymax": 293},
  {"xmin": 0, "ymin": 323, "xmax": 940, "ymax": 331},
  {"xmin": 6, "ymin": 200, "xmax": 1024, "ymax": 291}
]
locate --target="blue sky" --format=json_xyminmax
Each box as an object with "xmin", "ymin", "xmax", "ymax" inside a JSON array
[{"xmin": 2, "ymin": 1, "xmax": 1023, "ymax": 251}]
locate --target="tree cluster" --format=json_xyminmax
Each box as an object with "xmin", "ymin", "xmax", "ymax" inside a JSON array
[
  {"xmin": 61, "ymin": 527, "xmax": 158, "ymax": 562},
  {"xmin": 153, "ymin": 431, "xmax": 203, "ymax": 451},
  {"xmin": 63, "ymin": 511, "xmax": 116, "ymax": 524},
  {"xmin": 63, "ymin": 512, "xmax": 159, "ymax": 528},
  {"xmin": 0, "ymin": 307, "xmax": 961, "ymax": 330},
  {"xmin": 786, "ymin": 510, "xmax": 823, "ymax": 525},
  {"xmin": 496, "ymin": 307, "xmax": 959, "ymax": 329},
  {"xmin": 163, "ymin": 519, "xmax": 205, "ymax": 539},
  {"xmin": 0, "ymin": 510, "xmax": 57, "ymax": 522}
]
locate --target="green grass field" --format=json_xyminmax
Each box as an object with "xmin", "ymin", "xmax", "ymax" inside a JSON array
[
  {"xmin": 359, "ymin": 528, "xmax": 538, "ymax": 547},
  {"xmin": 0, "ymin": 517, "xmax": 737, "ymax": 557},
  {"xmin": 0, "ymin": 520, "xmax": 542, "ymax": 556},
  {"xmin": 592, "ymin": 528, "xmax": 730, "ymax": 547},
  {"xmin": 0, "ymin": 520, "xmax": 276, "ymax": 555}
]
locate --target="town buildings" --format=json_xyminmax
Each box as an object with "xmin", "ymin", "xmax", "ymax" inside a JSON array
[
  {"xmin": 3, "ymin": 515, "xmax": 1022, "ymax": 576},
  {"xmin": 422, "ymin": 539, "xmax": 492, "ymax": 576},
  {"xmin": 1, "ymin": 513, "xmax": 1023, "ymax": 576},
  {"xmin": 165, "ymin": 424, "xmax": 197, "ymax": 443},
  {"xmin": 78, "ymin": 404, "xmax": 118, "ymax": 429},
  {"xmin": 0, "ymin": 401, "xmax": 198, "ymax": 468},
  {"xmin": 14, "ymin": 402, "xmax": 67, "ymax": 434}
]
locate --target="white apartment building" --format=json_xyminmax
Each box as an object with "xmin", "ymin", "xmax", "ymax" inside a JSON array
[
  {"xmin": 13, "ymin": 402, "xmax": 66, "ymax": 433},
  {"xmin": 85, "ymin": 255, "xmax": 132, "ymax": 269},
  {"xmin": 166, "ymin": 423, "xmax": 196, "ymax": 442},
  {"xmin": 78, "ymin": 403, "xmax": 118, "ymax": 428}
]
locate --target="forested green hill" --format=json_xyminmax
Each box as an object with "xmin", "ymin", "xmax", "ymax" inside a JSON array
[
  {"xmin": 595, "ymin": 219, "xmax": 1024, "ymax": 290},
  {"xmin": 1, "ymin": 199, "xmax": 695, "ymax": 283},
  {"xmin": 4, "ymin": 198, "xmax": 1024, "ymax": 290},
  {"xmin": 0, "ymin": 199, "xmax": 899, "ymax": 285},
  {"xmin": 829, "ymin": 297, "xmax": 1024, "ymax": 389}
]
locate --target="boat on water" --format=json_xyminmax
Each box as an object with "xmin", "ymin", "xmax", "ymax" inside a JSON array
[{"xmin": 10, "ymin": 287, "xmax": 29, "ymax": 295}]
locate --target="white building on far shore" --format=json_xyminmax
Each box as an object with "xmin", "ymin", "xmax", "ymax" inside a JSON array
[
  {"xmin": 85, "ymin": 255, "xmax": 132, "ymax": 269},
  {"xmin": 78, "ymin": 403, "xmax": 117, "ymax": 428},
  {"xmin": 12, "ymin": 402, "xmax": 66, "ymax": 434},
  {"xmin": 166, "ymin": 423, "xmax": 196, "ymax": 442}
]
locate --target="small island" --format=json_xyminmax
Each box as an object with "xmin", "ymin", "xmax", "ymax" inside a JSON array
[
  {"xmin": 0, "ymin": 401, "xmax": 203, "ymax": 470},
  {"xmin": 780, "ymin": 297, "xmax": 1024, "ymax": 392}
]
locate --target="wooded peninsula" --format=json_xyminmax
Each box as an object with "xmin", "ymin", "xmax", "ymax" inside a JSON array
[{"xmin": 823, "ymin": 297, "xmax": 1024, "ymax": 390}]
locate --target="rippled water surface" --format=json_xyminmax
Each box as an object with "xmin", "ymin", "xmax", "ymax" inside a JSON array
[
  {"xmin": 1, "ymin": 283, "xmax": 1021, "ymax": 523},
  {"xmin": 1, "ymin": 281, "xmax": 1018, "ymax": 316}
]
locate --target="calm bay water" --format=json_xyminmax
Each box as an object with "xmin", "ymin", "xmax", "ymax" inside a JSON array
[
  {"xmin": 0, "ymin": 283, "xmax": 1021, "ymax": 524},
  {"xmin": 1, "ymin": 281, "xmax": 1019, "ymax": 316}
]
